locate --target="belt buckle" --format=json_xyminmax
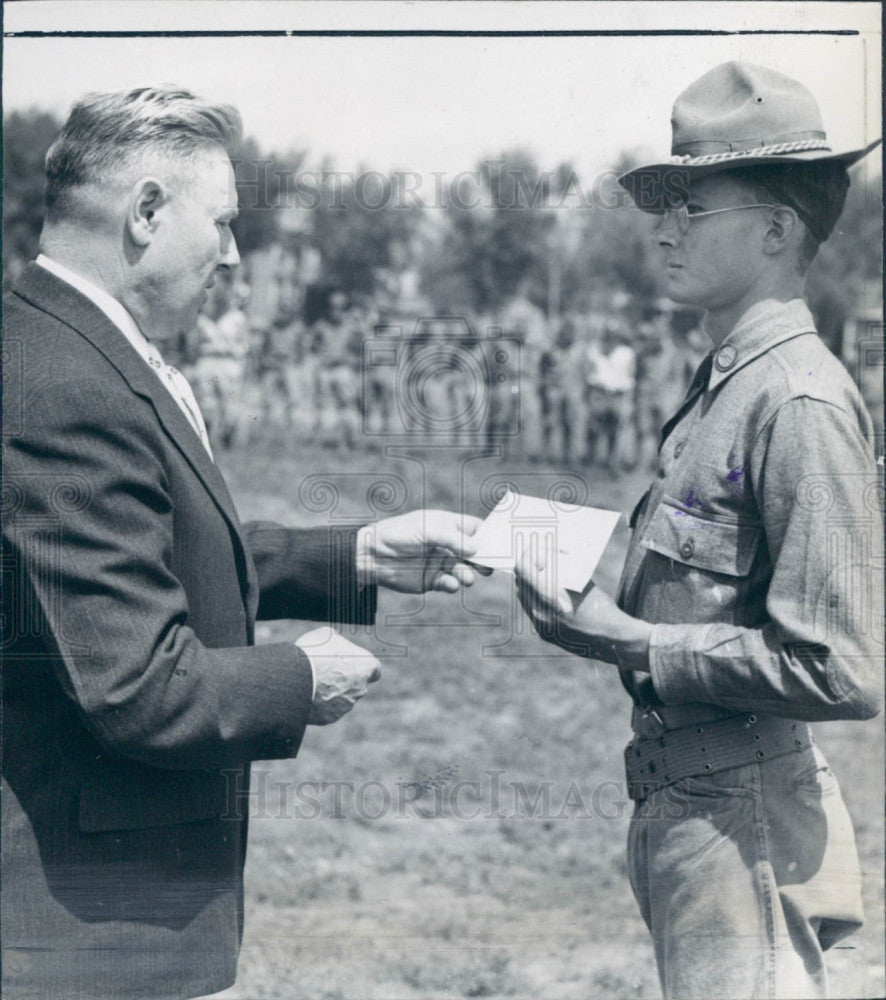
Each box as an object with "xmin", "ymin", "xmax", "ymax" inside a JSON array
[{"xmin": 639, "ymin": 708, "xmax": 666, "ymax": 739}]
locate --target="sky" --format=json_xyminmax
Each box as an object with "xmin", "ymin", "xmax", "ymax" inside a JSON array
[{"xmin": 3, "ymin": 2, "xmax": 882, "ymax": 183}]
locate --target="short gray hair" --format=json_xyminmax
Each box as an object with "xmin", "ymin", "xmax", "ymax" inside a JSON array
[{"xmin": 44, "ymin": 85, "xmax": 242, "ymax": 220}]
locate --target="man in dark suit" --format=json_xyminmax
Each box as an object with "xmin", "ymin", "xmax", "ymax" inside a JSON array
[{"xmin": 1, "ymin": 85, "xmax": 484, "ymax": 1000}]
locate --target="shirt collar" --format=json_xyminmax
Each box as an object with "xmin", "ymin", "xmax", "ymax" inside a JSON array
[
  {"xmin": 35, "ymin": 254, "xmax": 154, "ymax": 365},
  {"xmin": 706, "ymin": 298, "xmax": 817, "ymax": 391}
]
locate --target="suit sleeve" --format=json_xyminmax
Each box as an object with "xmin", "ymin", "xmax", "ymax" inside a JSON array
[
  {"xmin": 245, "ymin": 522, "xmax": 377, "ymax": 624},
  {"xmin": 4, "ymin": 375, "xmax": 317, "ymax": 770}
]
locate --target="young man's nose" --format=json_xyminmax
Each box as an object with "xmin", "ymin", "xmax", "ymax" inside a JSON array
[{"xmin": 654, "ymin": 213, "xmax": 681, "ymax": 248}]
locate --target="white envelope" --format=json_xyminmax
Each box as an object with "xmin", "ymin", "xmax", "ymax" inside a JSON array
[{"xmin": 470, "ymin": 489, "xmax": 621, "ymax": 593}]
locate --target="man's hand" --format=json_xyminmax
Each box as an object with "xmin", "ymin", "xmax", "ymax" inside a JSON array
[
  {"xmin": 513, "ymin": 539, "xmax": 652, "ymax": 669},
  {"xmin": 296, "ymin": 626, "xmax": 382, "ymax": 725},
  {"xmin": 357, "ymin": 509, "xmax": 491, "ymax": 594}
]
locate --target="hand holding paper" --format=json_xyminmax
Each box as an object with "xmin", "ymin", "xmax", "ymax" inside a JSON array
[
  {"xmin": 481, "ymin": 490, "xmax": 652, "ymax": 668},
  {"xmin": 357, "ymin": 509, "xmax": 491, "ymax": 594},
  {"xmin": 469, "ymin": 490, "xmax": 621, "ymax": 593}
]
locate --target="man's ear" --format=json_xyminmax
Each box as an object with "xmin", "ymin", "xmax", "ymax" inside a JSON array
[
  {"xmin": 762, "ymin": 206, "xmax": 799, "ymax": 256},
  {"xmin": 127, "ymin": 177, "xmax": 165, "ymax": 247}
]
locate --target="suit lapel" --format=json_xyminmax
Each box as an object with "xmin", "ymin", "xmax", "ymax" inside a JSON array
[{"xmin": 13, "ymin": 264, "xmax": 256, "ymax": 599}]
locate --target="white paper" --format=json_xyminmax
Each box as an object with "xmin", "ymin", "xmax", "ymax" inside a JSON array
[{"xmin": 470, "ymin": 490, "xmax": 622, "ymax": 593}]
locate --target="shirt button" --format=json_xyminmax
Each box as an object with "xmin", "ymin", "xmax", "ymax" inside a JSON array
[
  {"xmin": 715, "ymin": 344, "xmax": 738, "ymax": 371},
  {"xmin": 674, "ymin": 441, "xmax": 684, "ymax": 457},
  {"xmin": 679, "ymin": 538, "xmax": 694, "ymax": 559}
]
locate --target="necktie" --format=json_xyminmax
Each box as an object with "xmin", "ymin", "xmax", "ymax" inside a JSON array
[
  {"xmin": 142, "ymin": 341, "xmax": 214, "ymax": 459},
  {"xmin": 657, "ymin": 352, "xmax": 714, "ymax": 451}
]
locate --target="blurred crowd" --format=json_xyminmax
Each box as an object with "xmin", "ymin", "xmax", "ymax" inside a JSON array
[
  {"xmin": 169, "ymin": 263, "xmax": 709, "ymax": 473},
  {"xmin": 5, "ymin": 109, "xmax": 880, "ymax": 466}
]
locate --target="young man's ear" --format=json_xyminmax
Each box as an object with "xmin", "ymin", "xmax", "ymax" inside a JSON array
[
  {"xmin": 762, "ymin": 206, "xmax": 799, "ymax": 256},
  {"xmin": 127, "ymin": 177, "xmax": 165, "ymax": 247}
]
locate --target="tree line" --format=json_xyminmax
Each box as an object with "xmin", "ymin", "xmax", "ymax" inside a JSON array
[{"xmin": 4, "ymin": 108, "xmax": 881, "ymax": 344}]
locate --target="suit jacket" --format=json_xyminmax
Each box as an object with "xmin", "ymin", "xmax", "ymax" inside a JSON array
[{"xmin": 1, "ymin": 264, "xmax": 376, "ymax": 999}]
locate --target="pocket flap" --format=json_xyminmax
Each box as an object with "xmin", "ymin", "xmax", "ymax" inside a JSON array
[
  {"xmin": 640, "ymin": 498, "xmax": 762, "ymax": 577},
  {"xmin": 79, "ymin": 768, "xmax": 227, "ymax": 833}
]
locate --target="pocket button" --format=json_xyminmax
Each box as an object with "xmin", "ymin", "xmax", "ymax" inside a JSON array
[{"xmin": 680, "ymin": 539, "xmax": 694, "ymax": 559}]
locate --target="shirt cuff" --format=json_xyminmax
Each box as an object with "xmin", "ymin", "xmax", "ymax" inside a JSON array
[
  {"xmin": 355, "ymin": 524, "xmax": 374, "ymax": 590},
  {"xmin": 648, "ymin": 622, "xmax": 711, "ymax": 705},
  {"xmin": 294, "ymin": 642, "xmax": 317, "ymax": 702}
]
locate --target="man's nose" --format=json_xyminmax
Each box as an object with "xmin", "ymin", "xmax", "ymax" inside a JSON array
[
  {"xmin": 219, "ymin": 233, "xmax": 241, "ymax": 270},
  {"xmin": 655, "ymin": 215, "xmax": 680, "ymax": 249}
]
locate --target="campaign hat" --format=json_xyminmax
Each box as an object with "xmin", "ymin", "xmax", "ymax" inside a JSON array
[{"xmin": 619, "ymin": 61, "xmax": 881, "ymax": 212}]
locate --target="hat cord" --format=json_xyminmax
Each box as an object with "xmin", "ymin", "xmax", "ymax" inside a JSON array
[{"xmin": 670, "ymin": 138, "xmax": 831, "ymax": 166}]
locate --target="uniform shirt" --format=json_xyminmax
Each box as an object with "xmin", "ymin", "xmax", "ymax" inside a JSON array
[{"xmin": 617, "ymin": 297, "xmax": 883, "ymax": 722}]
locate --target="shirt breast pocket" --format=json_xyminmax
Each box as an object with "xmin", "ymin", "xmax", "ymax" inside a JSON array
[{"xmin": 638, "ymin": 497, "xmax": 764, "ymax": 623}]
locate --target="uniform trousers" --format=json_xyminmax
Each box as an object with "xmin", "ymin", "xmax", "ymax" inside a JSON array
[{"xmin": 627, "ymin": 744, "xmax": 865, "ymax": 1000}]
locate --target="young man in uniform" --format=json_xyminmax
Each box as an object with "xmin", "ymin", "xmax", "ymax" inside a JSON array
[{"xmin": 516, "ymin": 62, "xmax": 882, "ymax": 998}]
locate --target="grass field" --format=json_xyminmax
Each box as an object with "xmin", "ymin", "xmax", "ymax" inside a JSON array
[{"xmin": 210, "ymin": 439, "xmax": 884, "ymax": 1000}]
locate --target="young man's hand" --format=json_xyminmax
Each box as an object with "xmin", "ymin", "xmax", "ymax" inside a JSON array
[{"xmin": 514, "ymin": 542, "xmax": 652, "ymax": 669}]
